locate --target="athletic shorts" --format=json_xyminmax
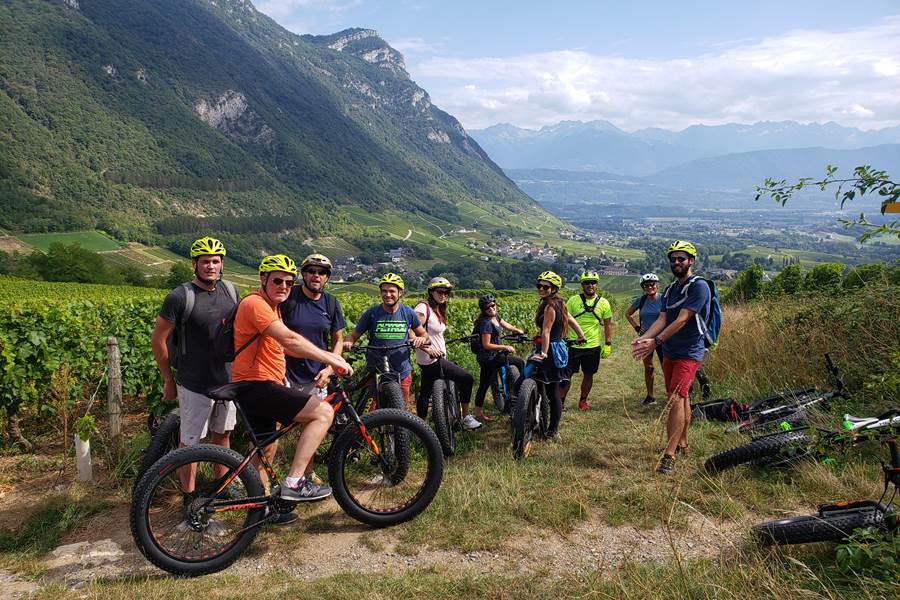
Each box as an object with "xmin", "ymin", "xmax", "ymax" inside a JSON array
[
  {"xmin": 177, "ymin": 384, "xmax": 237, "ymax": 446},
  {"xmin": 662, "ymin": 357, "xmax": 702, "ymax": 399},
  {"xmin": 567, "ymin": 347, "xmax": 601, "ymax": 376},
  {"xmin": 233, "ymin": 380, "xmax": 314, "ymax": 436}
]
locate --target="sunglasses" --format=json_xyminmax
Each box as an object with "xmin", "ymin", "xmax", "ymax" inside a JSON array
[
  {"xmin": 303, "ymin": 268, "xmax": 330, "ymax": 276},
  {"xmin": 642, "ymin": 282, "xmax": 658, "ymax": 287},
  {"xmin": 535, "ymin": 283, "xmax": 552, "ymax": 291},
  {"xmin": 432, "ymin": 288, "xmax": 451, "ymax": 294},
  {"xmin": 669, "ymin": 256, "xmax": 689, "ymax": 264},
  {"xmin": 582, "ymin": 281, "xmax": 597, "ymax": 286},
  {"xmin": 270, "ymin": 277, "xmax": 295, "ymax": 287}
]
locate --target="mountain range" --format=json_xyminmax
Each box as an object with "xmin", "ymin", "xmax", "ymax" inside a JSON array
[
  {"xmin": 470, "ymin": 120, "xmax": 900, "ymax": 177},
  {"xmin": 0, "ymin": 0, "xmax": 540, "ymax": 257}
]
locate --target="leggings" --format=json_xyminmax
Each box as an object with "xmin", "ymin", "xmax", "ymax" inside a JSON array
[
  {"xmin": 546, "ymin": 381, "xmax": 563, "ymax": 436},
  {"xmin": 474, "ymin": 355, "xmax": 526, "ymax": 408},
  {"xmin": 416, "ymin": 358, "xmax": 474, "ymax": 419}
]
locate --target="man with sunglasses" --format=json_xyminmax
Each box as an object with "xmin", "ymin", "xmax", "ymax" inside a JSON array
[
  {"xmin": 632, "ymin": 241, "xmax": 710, "ymax": 475},
  {"xmin": 561, "ymin": 271, "xmax": 612, "ymax": 411},
  {"xmin": 231, "ymin": 254, "xmax": 353, "ymax": 502}
]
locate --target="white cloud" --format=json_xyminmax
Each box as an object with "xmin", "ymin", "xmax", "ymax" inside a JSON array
[
  {"xmin": 256, "ymin": 0, "xmax": 361, "ymax": 33},
  {"xmin": 410, "ymin": 16, "xmax": 900, "ymax": 131}
]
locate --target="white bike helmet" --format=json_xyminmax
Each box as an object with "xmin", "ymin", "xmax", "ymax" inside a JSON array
[{"xmin": 640, "ymin": 273, "xmax": 660, "ymax": 285}]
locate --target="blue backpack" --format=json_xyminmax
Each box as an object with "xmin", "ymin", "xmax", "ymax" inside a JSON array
[{"xmin": 664, "ymin": 275, "xmax": 722, "ymax": 350}]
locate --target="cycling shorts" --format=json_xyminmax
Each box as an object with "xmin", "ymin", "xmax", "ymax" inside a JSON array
[
  {"xmin": 567, "ymin": 347, "xmax": 601, "ymax": 376},
  {"xmin": 234, "ymin": 380, "xmax": 314, "ymax": 435}
]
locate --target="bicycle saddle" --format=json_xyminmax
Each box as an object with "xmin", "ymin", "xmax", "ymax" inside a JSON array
[{"xmin": 206, "ymin": 382, "xmax": 253, "ymax": 401}]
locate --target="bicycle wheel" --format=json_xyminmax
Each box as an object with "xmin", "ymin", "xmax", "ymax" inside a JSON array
[
  {"xmin": 704, "ymin": 430, "xmax": 814, "ymax": 474},
  {"xmin": 329, "ymin": 409, "xmax": 443, "ymax": 527},
  {"xmin": 130, "ymin": 445, "xmax": 266, "ymax": 576},
  {"xmin": 376, "ymin": 381, "xmax": 411, "ymax": 481},
  {"xmin": 502, "ymin": 365, "xmax": 521, "ymax": 415},
  {"xmin": 512, "ymin": 378, "xmax": 538, "ymax": 460},
  {"xmin": 431, "ymin": 379, "xmax": 456, "ymax": 456},
  {"xmin": 755, "ymin": 502, "xmax": 891, "ymax": 545},
  {"xmin": 491, "ymin": 372, "xmax": 505, "ymax": 413},
  {"xmin": 738, "ymin": 407, "xmax": 810, "ymax": 435},
  {"xmin": 134, "ymin": 412, "xmax": 180, "ymax": 493},
  {"xmin": 537, "ymin": 388, "xmax": 552, "ymax": 438},
  {"xmin": 446, "ymin": 380, "xmax": 461, "ymax": 432},
  {"xmin": 378, "ymin": 380, "xmax": 406, "ymax": 411}
]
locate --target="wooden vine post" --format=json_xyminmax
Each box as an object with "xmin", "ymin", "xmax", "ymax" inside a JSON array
[{"xmin": 107, "ymin": 336, "xmax": 122, "ymax": 444}]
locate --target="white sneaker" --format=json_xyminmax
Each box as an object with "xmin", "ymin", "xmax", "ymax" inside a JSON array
[{"xmin": 461, "ymin": 414, "xmax": 483, "ymax": 430}]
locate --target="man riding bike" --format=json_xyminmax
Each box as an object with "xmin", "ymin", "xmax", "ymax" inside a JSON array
[
  {"xmin": 231, "ymin": 254, "xmax": 352, "ymax": 501},
  {"xmin": 342, "ymin": 273, "xmax": 428, "ymax": 406},
  {"xmin": 414, "ymin": 277, "xmax": 478, "ymax": 430},
  {"xmin": 561, "ymin": 271, "xmax": 613, "ymax": 411}
]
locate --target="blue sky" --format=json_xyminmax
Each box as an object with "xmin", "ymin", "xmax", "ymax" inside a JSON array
[{"xmin": 255, "ymin": 1, "xmax": 900, "ymax": 131}]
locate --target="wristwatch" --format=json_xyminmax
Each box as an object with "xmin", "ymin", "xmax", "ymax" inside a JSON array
[{"xmin": 654, "ymin": 336, "xmax": 663, "ymax": 347}]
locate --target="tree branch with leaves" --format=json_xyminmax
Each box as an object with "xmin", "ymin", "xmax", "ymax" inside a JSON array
[{"xmin": 756, "ymin": 165, "xmax": 899, "ymax": 242}]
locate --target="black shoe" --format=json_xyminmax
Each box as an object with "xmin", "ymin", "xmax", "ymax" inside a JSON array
[
  {"xmin": 265, "ymin": 508, "xmax": 299, "ymax": 525},
  {"xmin": 642, "ymin": 395, "xmax": 657, "ymax": 405},
  {"xmin": 656, "ymin": 454, "xmax": 676, "ymax": 475}
]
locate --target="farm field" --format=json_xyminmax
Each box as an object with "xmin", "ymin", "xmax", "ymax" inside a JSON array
[
  {"xmin": 708, "ymin": 244, "xmax": 864, "ymax": 268},
  {"xmin": 17, "ymin": 231, "xmax": 122, "ymax": 252}
]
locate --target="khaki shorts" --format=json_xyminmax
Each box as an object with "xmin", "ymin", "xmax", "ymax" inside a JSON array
[{"xmin": 177, "ymin": 385, "xmax": 237, "ymax": 446}]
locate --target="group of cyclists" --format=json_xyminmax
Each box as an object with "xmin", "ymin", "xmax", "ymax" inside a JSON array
[{"xmin": 150, "ymin": 235, "xmax": 711, "ymax": 522}]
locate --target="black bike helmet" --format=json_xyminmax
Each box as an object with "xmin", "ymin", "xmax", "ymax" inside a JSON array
[{"xmin": 478, "ymin": 294, "xmax": 496, "ymax": 310}]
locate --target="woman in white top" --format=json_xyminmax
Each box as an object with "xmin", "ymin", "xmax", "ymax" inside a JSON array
[{"xmin": 414, "ymin": 277, "xmax": 480, "ymax": 430}]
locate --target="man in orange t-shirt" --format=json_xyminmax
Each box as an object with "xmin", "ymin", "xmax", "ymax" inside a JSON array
[{"xmin": 232, "ymin": 254, "xmax": 352, "ymax": 502}]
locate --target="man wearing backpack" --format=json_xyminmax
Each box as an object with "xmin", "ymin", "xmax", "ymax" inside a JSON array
[
  {"xmin": 151, "ymin": 237, "xmax": 239, "ymax": 459},
  {"xmin": 561, "ymin": 271, "xmax": 612, "ymax": 411},
  {"xmin": 631, "ymin": 241, "xmax": 711, "ymax": 475}
]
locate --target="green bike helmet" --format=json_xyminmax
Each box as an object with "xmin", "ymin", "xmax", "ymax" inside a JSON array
[
  {"xmin": 666, "ymin": 240, "xmax": 697, "ymax": 258},
  {"xmin": 300, "ymin": 253, "xmax": 333, "ymax": 272},
  {"xmin": 190, "ymin": 236, "xmax": 226, "ymax": 258},
  {"xmin": 579, "ymin": 271, "xmax": 600, "ymax": 283},
  {"xmin": 378, "ymin": 272, "xmax": 405, "ymax": 291},
  {"xmin": 259, "ymin": 254, "xmax": 298, "ymax": 276},
  {"xmin": 537, "ymin": 271, "xmax": 563, "ymax": 289},
  {"xmin": 427, "ymin": 276, "xmax": 454, "ymax": 291}
]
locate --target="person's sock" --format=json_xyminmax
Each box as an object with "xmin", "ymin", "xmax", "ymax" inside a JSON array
[{"xmin": 285, "ymin": 475, "xmax": 305, "ymax": 489}]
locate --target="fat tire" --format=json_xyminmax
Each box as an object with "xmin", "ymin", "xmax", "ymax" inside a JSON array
[
  {"xmin": 328, "ymin": 409, "xmax": 443, "ymax": 527},
  {"xmin": 512, "ymin": 378, "xmax": 538, "ymax": 460},
  {"xmin": 503, "ymin": 365, "xmax": 521, "ymax": 415},
  {"xmin": 134, "ymin": 412, "xmax": 180, "ymax": 493},
  {"xmin": 377, "ymin": 381, "xmax": 411, "ymax": 481},
  {"xmin": 704, "ymin": 430, "xmax": 813, "ymax": 474},
  {"xmin": 431, "ymin": 379, "xmax": 456, "ymax": 456},
  {"xmin": 130, "ymin": 444, "xmax": 265, "ymax": 576},
  {"xmin": 755, "ymin": 505, "xmax": 890, "ymax": 545}
]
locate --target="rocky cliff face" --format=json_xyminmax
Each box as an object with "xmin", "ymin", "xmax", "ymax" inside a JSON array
[
  {"xmin": 194, "ymin": 90, "xmax": 274, "ymax": 145},
  {"xmin": 305, "ymin": 28, "xmax": 408, "ymax": 74}
]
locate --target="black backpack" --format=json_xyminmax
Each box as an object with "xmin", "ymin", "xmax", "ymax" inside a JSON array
[
  {"xmin": 167, "ymin": 281, "xmax": 239, "ymax": 367},
  {"xmin": 571, "ymin": 293, "xmax": 604, "ymax": 323},
  {"xmin": 212, "ymin": 297, "xmax": 261, "ymax": 363}
]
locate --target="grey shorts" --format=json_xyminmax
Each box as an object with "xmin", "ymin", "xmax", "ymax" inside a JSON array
[{"xmin": 177, "ymin": 384, "xmax": 237, "ymax": 446}]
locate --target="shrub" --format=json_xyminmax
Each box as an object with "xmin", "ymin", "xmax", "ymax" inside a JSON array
[{"xmin": 802, "ymin": 263, "xmax": 844, "ymax": 294}]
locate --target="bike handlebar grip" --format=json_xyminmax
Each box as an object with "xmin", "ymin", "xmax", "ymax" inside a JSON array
[{"xmin": 335, "ymin": 367, "xmax": 348, "ymax": 377}]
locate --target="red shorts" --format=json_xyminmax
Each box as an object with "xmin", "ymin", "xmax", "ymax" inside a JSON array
[
  {"xmin": 400, "ymin": 373, "xmax": 413, "ymax": 407},
  {"xmin": 662, "ymin": 357, "xmax": 701, "ymax": 398}
]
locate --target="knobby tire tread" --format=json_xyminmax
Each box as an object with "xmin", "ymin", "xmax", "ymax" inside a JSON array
[
  {"xmin": 704, "ymin": 430, "xmax": 813, "ymax": 474},
  {"xmin": 512, "ymin": 378, "xmax": 538, "ymax": 460},
  {"xmin": 755, "ymin": 508, "xmax": 889, "ymax": 545},
  {"xmin": 134, "ymin": 412, "xmax": 180, "ymax": 493},
  {"xmin": 431, "ymin": 379, "xmax": 456, "ymax": 456}
]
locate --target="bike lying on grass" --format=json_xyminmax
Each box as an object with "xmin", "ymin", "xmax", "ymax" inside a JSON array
[
  {"xmin": 754, "ymin": 437, "xmax": 899, "ymax": 545},
  {"xmin": 130, "ymin": 370, "xmax": 444, "ymax": 576},
  {"xmin": 704, "ymin": 408, "xmax": 900, "ymax": 474},
  {"xmin": 691, "ymin": 354, "xmax": 845, "ymax": 435}
]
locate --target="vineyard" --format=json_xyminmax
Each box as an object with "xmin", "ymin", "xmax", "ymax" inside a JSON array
[{"xmin": 0, "ymin": 276, "xmax": 549, "ymax": 441}]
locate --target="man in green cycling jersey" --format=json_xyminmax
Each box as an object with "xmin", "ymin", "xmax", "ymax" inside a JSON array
[{"xmin": 561, "ymin": 271, "xmax": 612, "ymax": 411}]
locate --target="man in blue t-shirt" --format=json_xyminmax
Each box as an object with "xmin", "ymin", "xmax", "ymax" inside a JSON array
[
  {"xmin": 632, "ymin": 241, "xmax": 710, "ymax": 475},
  {"xmin": 626, "ymin": 273, "xmax": 664, "ymax": 405},
  {"xmin": 343, "ymin": 273, "xmax": 428, "ymax": 405}
]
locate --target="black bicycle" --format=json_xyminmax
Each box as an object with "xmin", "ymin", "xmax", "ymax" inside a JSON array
[
  {"xmin": 130, "ymin": 372, "xmax": 444, "ymax": 577},
  {"xmin": 705, "ymin": 408, "xmax": 900, "ymax": 474},
  {"xmin": 692, "ymin": 354, "xmax": 844, "ymax": 435},
  {"xmin": 754, "ymin": 437, "xmax": 899, "ymax": 545}
]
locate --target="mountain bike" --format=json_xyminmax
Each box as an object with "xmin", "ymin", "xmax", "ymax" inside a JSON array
[
  {"xmin": 704, "ymin": 408, "xmax": 900, "ymax": 474},
  {"xmin": 423, "ymin": 336, "xmax": 473, "ymax": 457},
  {"xmin": 130, "ymin": 372, "xmax": 444, "ymax": 576},
  {"xmin": 490, "ymin": 333, "xmax": 530, "ymax": 414},
  {"xmin": 511, "ymin": 339, "xmax": 572, "ymax": 460},
  {"xmin": 133, "ymin": 342, "xmax": 412, "ymax": 487},
  {"xmin": 692, "ymin": 354, "xmax": 844, "ymax": 435},
  {"xmin": 754, "ymin": 437, "xmax": 899, "ymax": 545}
]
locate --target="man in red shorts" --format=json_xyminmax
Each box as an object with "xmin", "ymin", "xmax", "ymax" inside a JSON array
[
  {"xmin": 631, "ymin": 241, "xmax": 710, "ymax": 475},
  {"xmin": 232, "ymin": 254, "xmax": 352, "ymax": 501}
]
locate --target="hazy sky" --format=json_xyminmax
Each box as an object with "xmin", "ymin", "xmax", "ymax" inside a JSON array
[{"xmin": 255, "ymin": 1, "xmax": 900, "ymax": 132}]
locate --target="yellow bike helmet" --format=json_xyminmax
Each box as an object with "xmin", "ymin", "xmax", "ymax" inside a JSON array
[
  {"xmin": 537, "ymin": 271, "xmax": 563, "ymax": 289},
  {"xmin": 259, "ymin": 254, "xmax": 298, "ymax": 276},
  {"xmin": 190, "ymin": 236, "xmax": 226, "ymax": 258},
  {"xmin": 300, "ymin": 253, "xmax": 333, "ymax": 272},
  {"xmin": 427, "ymin": 276, "xmax": 454, "ymax": 291},
  {"xmin": 579, "ymin": 271, "xmax": 600, "ymax": 283},
  {"xmin": 666, "ymin": 240, "xmax": 697, "ymax": 258},
  {"xmin": 378, "ymin": 272, "xmax": 405, "ymax": 291}
]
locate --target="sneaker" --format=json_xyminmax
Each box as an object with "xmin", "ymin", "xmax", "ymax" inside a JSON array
[
  {"xmin": 279, "ymin": 478, "xmax": 332, "ymax": 502},
  {"xmin": 578, "ymin": 398, "xmax": 589, "ymax": 411},
  {"xmin": 461, "ymin": 414, "xmax": 483, "ymax": 430},
  {"xmin": 305, "ymin": 471, "xmax": 325, "ymax": 487},
  {"xmin": 642, "ymin": 395, "xmax": 657, "ymax": 405},
  {"xmin": 265, "ymin": 508, "xmax": 299, "ymax": 525},
  {"xmin": 656, "ymin": 454, "xmax": 676, "ymax": 475}
]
